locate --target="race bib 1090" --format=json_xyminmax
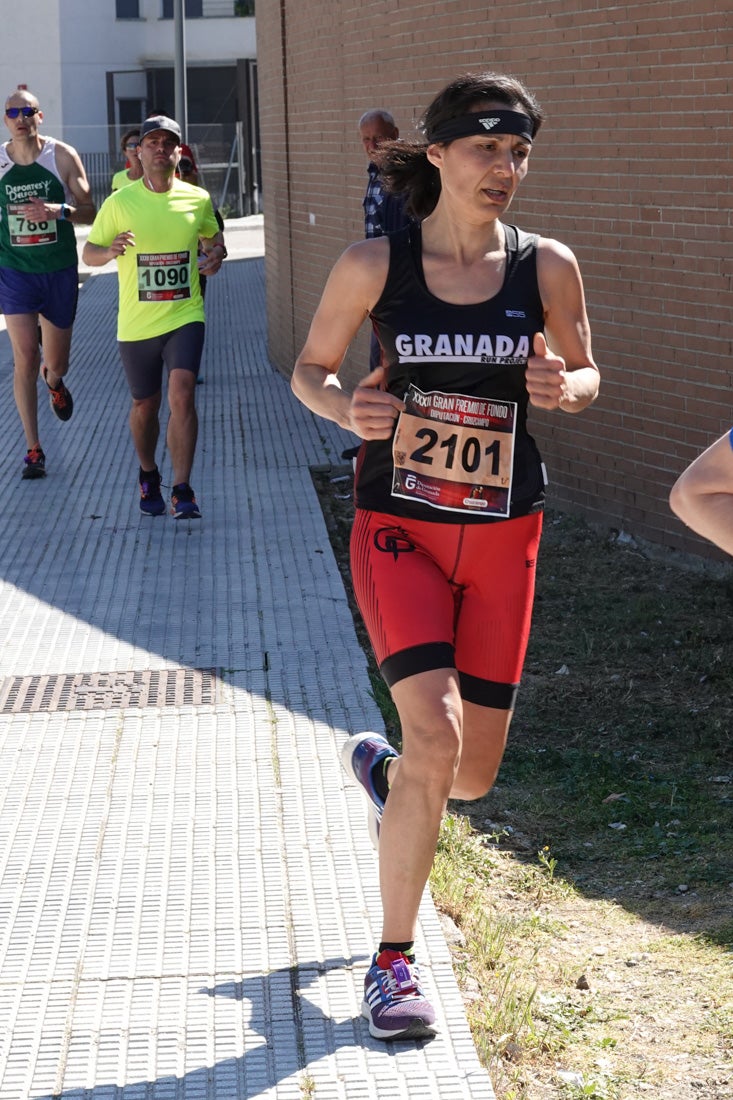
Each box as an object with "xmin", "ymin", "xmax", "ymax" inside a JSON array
[{"xmin": 137, "ymin": 251, "xmax": 191, "ymax": 302}]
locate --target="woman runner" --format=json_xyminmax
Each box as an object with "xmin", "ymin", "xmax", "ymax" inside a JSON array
[{"xmin": 291, "ymin": 71, "xmax": 600, "ymax": 1041}]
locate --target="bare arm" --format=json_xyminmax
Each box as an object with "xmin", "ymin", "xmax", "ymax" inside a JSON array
[
  {"xmin": 670, "ymin": 432, "xmax": 733, "ymax": 555},
  {"xmin": 55, "ymin": 141, "xmax": 96, "ymax": 223},
  {"xmin": 291, "ymin": 237, "xmax": 405, "ymax": 439},
  {"xmin": 527, "ymin": 238, "xmax": 600, "ymax": 413},
  {"xmin": 82, "ymin": 231, "xmax": 135, "ymax": 267},
  {"xmin": 17, "ymin": 141, "xmax": 95, "ymax": 226}
]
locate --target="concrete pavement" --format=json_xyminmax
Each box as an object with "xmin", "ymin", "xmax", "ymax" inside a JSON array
[{"xmin": 0, "ymin": 218, "xmax": 495, "ymax": 1099}]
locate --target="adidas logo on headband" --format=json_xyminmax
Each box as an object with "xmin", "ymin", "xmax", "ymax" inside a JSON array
[{"xmin": 428, "ymin": 110, "xmax": 535, "ymax": 144}]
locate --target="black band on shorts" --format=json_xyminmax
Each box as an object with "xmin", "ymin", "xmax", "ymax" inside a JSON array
[
  {"xmin": 459, "ymin": 671, "xmax": 518, "ymax": 711},
  {"xmin": 381, "ymin": 644, "xmax": 519, "ymax": 710},
  {"xmin": 381, "ymin": 642, "xmax": 456, "ymax": 688}
]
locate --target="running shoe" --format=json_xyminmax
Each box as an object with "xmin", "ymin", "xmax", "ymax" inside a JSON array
[
  {"xmin": 139, "ymin": 467, "xmax": 166, "ymax": 516},
  {"xmin": 42, "ymin": 367, "xmax": 74, "ymax": 422},
  {"xmin": 171, "ymin": 482, "xmax": 201, "ymax": 520},
  {"xmin": 362, "ymin": 950, "xmax": 437, "ymax": 1041},
  {"xmin": 21, "ymin": 444, "xmax": 46, "ymax": 480},
  {"xmin": 340, "ymin": 731, "xmax": 398, "ymax": 848}
]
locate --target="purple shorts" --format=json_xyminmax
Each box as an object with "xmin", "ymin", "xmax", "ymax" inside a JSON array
[{"xmin": 0, "ymin": 265, "xmax": 79, "ymax": 329}]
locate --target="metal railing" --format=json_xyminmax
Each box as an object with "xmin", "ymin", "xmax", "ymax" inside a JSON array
[{"xmin": 81, "ymin": 122, "xmax": 261, "ymax": 217}]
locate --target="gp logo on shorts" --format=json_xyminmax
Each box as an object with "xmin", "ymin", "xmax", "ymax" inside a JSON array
[{"xmin": 374, "ymin": 528, "xmax": 415, "ymax": 561}]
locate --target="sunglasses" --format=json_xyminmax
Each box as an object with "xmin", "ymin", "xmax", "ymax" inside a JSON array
[
  {"xmin": 125, "ymin": 142, "xmax": 140, "ymax": 149},
  {"xmin": 5, "ymin": 106, "xmax": 39, "ymax": 119}
]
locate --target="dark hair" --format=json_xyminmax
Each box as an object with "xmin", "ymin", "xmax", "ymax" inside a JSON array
[
  {"xmin": 120, "ymin": 128, "xmax": 140, "ymax": 154},
  {"xmin": 380, "ymin": 72, "xmax": 545, "ymax": 220}
]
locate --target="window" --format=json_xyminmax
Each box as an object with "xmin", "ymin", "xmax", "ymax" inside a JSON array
[
  {"xmin": 119, "ymin": 98, "xmax": 146, "ymax": 130},
  {"xmin": 162, "ymin": 0, "xmax": 203, "ymax": 16},
  {"xmin": 116, "ymin": 0, "xmax": 140, "ymax": 16}
]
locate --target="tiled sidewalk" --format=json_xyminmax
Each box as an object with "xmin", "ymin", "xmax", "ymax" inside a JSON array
[{"xmin": 0, "ymin": 247, "xmax": 495, "ymax": 1098}]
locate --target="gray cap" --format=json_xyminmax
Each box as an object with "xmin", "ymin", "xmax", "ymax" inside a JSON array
[{"xmin": 140, "ymin": 115, "xmax": 181, "ymax": 141}]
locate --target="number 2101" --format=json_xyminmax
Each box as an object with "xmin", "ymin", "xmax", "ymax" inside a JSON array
[{"xmin": 410, "ymin": 427, "xmax": 501, "ymax": 476}]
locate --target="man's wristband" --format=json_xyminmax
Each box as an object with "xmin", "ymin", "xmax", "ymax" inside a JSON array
[{"xmin": 59, "ymin": 203, "xmax": 71, "ymax": 221}]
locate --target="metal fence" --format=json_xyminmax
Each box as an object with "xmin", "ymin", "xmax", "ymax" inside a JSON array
[{"xmin": 81, "ymin": 121, "xmax": 261, "ymax": 217}]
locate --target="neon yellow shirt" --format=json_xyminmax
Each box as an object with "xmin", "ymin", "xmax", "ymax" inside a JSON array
[
  {"xmin": 111, "ymin": 168, "xmax": 138, "ymax": 192},
  {"xmin": 88, "ymin": 178, "xmax": 220, "ymax": 340}
]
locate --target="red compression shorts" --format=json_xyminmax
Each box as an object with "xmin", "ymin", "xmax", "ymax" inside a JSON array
[{"xmin": 350, "ymin": 509, "xmax": 543, "ymax": 710}]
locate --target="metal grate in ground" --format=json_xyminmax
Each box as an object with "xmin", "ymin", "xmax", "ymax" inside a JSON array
[{"xmin": 0, "ymin": 667, "xmax": 223, "ymax": 713}]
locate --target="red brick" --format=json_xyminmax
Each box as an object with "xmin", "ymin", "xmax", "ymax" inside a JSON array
[{"xmin": 258, "ymin": 0, "xmax": 731, "ymax": 557}]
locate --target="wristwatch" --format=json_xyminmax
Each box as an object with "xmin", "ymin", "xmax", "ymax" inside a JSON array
[{"xmin": 59, "ymin": 203, "xmax": 71, "ymax": 220}]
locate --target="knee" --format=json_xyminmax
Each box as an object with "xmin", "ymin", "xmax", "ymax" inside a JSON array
[
  {"xmin": 401, "ymin": 719, "xmax": 461, "ymax": 795},
  {"xmin": 450, "ymin": 714, "xmax": 510, "ymax": 801},
  {"xmin": 168, "ymin": 380, "xmax": 197, "ymax": 415},
  {"xmin": 452, "ymin": 762, "xmax": 501, "ymax": 802},
  {"xmin": 132, "ymin": 395, "xmax": 158, "ymax": 414},
  {"xmin": 14, "ymin": 349, "xmax": 41, "ymax": 377}
]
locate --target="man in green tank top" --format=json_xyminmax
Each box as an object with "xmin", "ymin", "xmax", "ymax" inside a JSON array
[{"xmin": 0, "ymin": 88, "xmax": 96, "ymax": 479}]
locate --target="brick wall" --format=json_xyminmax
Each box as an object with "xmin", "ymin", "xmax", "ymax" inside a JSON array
[{"xmin": 258, "ymin": 1, "xmax": 732, "ymax": 556}]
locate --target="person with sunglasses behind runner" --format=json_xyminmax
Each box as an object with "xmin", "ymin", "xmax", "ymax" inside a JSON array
[
  {"xmin": 111, "ymin": 129, "xmax": 143, "ymax": 192},
  {"xmin": 0, "ymin": 87, "xmax": 95, "ymax": 479},
  {"xmin": 291, "ymin": 71, "xmax": 600, "ymax": 1041}
]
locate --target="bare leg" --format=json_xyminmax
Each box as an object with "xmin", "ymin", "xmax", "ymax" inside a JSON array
[
  {"xmin": 38, "ymin": 317, "xmax": 73, "ymax": 388},
  {"xmin": 450, "ymin": 698, "xmax": 512, "ymax": 800},
  {"xmin": 378, "ymin": 668, "xmax": 512, "ymax": 943},
  {"xmin": 5, "ymin": 313, "xmax": 42, "ymax": 447},
  {"xmin": 129, "ymin": 391, "xmax": 162, "ymax": 472},
  {"xmin": 166, "ymin": 369, "xmax": 198, "ymax": 486}
]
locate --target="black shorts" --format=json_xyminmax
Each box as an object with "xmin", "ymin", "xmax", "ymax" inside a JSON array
[{"xmin": 118, "ymin": 321, "xmax": 205, "ymax": 400}]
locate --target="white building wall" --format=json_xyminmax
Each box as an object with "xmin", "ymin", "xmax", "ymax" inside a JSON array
[
  {"xmin": 0, "ymin": 0, "xmax": 256, "ymax": 154},
  {"xmin": 0, "ymin": 1, "xmax": 64, "ymax": 135}
]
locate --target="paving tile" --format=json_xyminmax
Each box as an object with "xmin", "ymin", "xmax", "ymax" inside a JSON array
[{"xmin": 0, "ymin": 231, "xmax": 494, "ymax": 1098}]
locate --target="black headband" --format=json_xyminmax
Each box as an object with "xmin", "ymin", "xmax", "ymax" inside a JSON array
[{"xmin": 428, "ymin": 110, "xmax": 535, "ymax": 145}]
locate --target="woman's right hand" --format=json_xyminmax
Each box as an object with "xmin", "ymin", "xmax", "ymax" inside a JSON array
[{"xmin": 349, "ymin": 366, "xmax": 405, "ymax": 439}]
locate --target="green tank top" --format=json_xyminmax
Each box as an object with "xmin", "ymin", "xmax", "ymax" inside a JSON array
[{"xmin": 0, "ymin": 138, "xmax": 78, "ymax": 273}]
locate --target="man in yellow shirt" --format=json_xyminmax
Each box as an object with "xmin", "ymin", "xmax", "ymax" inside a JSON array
[{"xmin": 83, "ymin": 115, "xmax": 226, "ymax": 518}]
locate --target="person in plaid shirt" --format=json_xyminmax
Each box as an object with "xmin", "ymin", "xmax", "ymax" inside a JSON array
[
  {"xmin": 359, "ymin": 109, "xmax": 410, "ymax": 239},
  {"xmin": 359, "ymin": 110, "xmax": 411, "ymax": 371}
]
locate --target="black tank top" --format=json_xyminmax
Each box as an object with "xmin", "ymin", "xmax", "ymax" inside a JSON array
[{"xmin": 354, "ymin": 222, "xmax": 546, "ymax": 524}]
